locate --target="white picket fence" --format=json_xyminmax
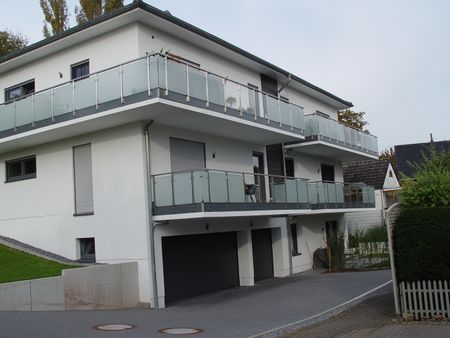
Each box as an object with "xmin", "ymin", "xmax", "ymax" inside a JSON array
[{"xmin": 399, "ymin": 280, "xmax": 450, "ymax": 320}]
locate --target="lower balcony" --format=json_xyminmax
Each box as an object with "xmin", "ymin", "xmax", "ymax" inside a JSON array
[{"xmin": 151, "ymin": 169, "xmax": 375, "ymax": 219}]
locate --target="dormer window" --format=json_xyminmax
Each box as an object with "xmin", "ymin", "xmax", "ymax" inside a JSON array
[{"xmin": 5, "ymin": 80, "xmax": 35, "ymax": 102}]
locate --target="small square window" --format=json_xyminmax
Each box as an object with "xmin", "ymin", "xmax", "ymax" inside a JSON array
[
  {"xmin": 5, "ymin": 156, "xmax": 36, "ymax": 182},
  {"xmin": 78, "ymin": 237, "xmax": 96, "ymax": 263},
  {"xmin": 71, "ymin": 60, "xmax": 90, "ymax": 80},
  {"xmin": 5, "ymin": 80, "xmax": 35, "ymax": 102}
]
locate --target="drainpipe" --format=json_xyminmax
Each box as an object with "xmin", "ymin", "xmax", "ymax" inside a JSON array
[{"xmin": 144, "ymin": 120, "xmax": 159, "ymax": 309}]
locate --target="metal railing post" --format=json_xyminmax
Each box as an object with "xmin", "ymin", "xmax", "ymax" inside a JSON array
[
  {"xmin": 13, "ymin": 100, "xmax": 17, "ymax": 132},
  {"xmin": 295, "ymin": 178, "xmax": 299, "ymax": 203},
  {"xmin": 72, "ymin": 81, "xmax": 76, "ymax": 116},
  {"xmin": 223, "ymin": 78, "xmax": 226, "ymax": 112},
  {"xmin": 119, "ymin": 65, "xmax": 124, "ymax": 104},
  {"xmin": 51, "ymin": 88, "xmax": 55, "ymax": 121},
  {"xmin": 95, "ymin": 74, "xmax": 99, "ymax": 111},
  {"xmin": 171, "ymin": 173, "xmax": 175, "ymax": 206},
  {"xmin": 225, "ymin": 171, "xmax": 230, "ymax": 203},
  {"xmin": 254, "ymin": 90, "xmax": 257, "ymax": 121},
  {"xmin": 207, "ymin": 170, "xmax": 212, "ymax": 203},
  {"xmin": 146, "ymin": 55, "xmax": 151, "ymax": 97},
  {"xmin": 164, "ymin": 56, "xmax": 169, "ymax": 96},
  {"xmin": 238, "ymin": 84, "xmax": 242, "ymax": 116},
  {"xmin": 190, "ymin": 170, "xmax": 195, "ymax": 204},
  {"xmin": 31, "ymin": 94, "xmax": 35, "ymax": 127},
  {"xmin": 205, "ymin": 71, "xmax": 209, "ymax": 107},
  {"xmin": 278, "ymin": 96, "xmax": 282, "ymax": 127},
  {"xmin": 284, "ymin": 176, "xmax": 288, "ymax": 203},
  {"xmin": 186, "ymin": 64, "xmax": 190, "ymax": 102}
]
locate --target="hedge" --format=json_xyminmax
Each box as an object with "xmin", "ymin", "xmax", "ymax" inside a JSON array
[{"xmin": 393, "ymin": 207, "xmax": 450, "ymax": 282}]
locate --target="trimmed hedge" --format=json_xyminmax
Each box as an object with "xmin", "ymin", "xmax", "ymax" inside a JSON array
[{"xmin": 393, "ymin": 207, "xmax": 450, "ymax": 281}]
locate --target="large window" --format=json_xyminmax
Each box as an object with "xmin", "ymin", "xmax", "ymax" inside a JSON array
[
  {"xmin": 5, "ymin": 156, "xmax": 36, "ymax": 182},
  {"xmin": 71, "ymin": 60, "xmax": 90, "ymax": 80},
  {"xmin": 5, "ymin": 80, "xmax": 35, "ymax": 102}
]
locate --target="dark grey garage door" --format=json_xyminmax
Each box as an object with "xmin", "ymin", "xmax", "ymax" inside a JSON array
[
  {"xmin": 162, "ymin": 231, "xmax": 239, "ymax": 304},
  {"xmin": 252, "ymin": 229, "xmax": 274, "ymax": 281}
]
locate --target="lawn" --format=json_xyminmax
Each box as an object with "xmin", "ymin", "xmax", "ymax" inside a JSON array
[{"xmin": 0, "ymin": 243, "xmax": 80, "ymax": 283}]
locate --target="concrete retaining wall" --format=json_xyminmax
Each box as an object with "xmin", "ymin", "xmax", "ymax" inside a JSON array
[{"xmin": 0, "ymin": 262, "xmax": 139, "ymax": 311}]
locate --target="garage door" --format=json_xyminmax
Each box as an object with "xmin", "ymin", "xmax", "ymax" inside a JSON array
[
  {"xmin": 162, "ymin": 231, "xmax": 239, "ymax": 304},
  {"xmin": 252, "ymin": 229, "xmax": 274, "ymax": 281}
]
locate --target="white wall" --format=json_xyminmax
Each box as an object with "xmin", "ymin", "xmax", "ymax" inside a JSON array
[
  {"xmin": 288, "ymin": 152, "xmax": 343, "ymax": 181},
  {"xmin": 0, "ymin": 122, "xmax": 152, "ymax": 303}
]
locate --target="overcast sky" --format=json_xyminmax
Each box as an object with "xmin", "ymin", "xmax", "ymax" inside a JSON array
[{"xmin": 1, "ymin": 0, "xmax": 449, "ymax": 151}]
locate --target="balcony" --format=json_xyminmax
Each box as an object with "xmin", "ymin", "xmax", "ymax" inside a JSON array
[
  {"xmin": 285, "ymin": 114, "xmax": 378, "ymax": 162},
  {"xmin": 0, "ymin": 54, "xmax": 305, "ymax": 151},
  {"xmin": 151, "ymin": 169, "xmax": 375, "ymax": 219}
]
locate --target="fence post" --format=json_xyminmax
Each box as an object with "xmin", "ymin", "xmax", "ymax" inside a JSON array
[{"xmin": 386, "ymin": 202, "xmax": 401, "ymax": 317}]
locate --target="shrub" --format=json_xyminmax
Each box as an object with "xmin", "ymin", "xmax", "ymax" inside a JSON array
[{"xmin": 393, "ymin": 207, "xmax": 450, "ymax": 281}]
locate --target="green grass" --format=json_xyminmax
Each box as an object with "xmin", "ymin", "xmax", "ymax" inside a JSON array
[{"xmin": 0, "ymin": 243, "xmax": 80, "ymax": 283}]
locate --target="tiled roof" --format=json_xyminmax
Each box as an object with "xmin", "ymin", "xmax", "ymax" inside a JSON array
[
  {"xmin": 395, "ymin": 141, "xmax": 449, "ymax": 177},
  {"xmin": 343, "ymin": 159, "xmax": 390, "ymax": 190}
]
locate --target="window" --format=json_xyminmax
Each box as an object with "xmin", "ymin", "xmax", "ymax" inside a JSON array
[
  {"xmin": 321, "ymin": 164, "xmax": 335, "ymax": 182},
  {"xmin": 78, "ymin": 238, "xmax": 96, "ymax": 262},
  {"xmin": 73, "ymin": 144, "xmax": 94, "ymax": 215},
  {"xmin": 5, "ymin": 80, "xmax": 35, "ymax": 102},
  {"xmin": 5, "ymin": 156, "xmax": 36, "ymax": 182},
  {"xmin": 285, "ymin": 157, "xmax": 295, "ymax": 177},
  {"xmin": 71, "ymin": 60, "xmax": 90, "ymax": 80},
  {"xmin": 290, "ymin": 224, "xmax": 301, "ymax": 256}
]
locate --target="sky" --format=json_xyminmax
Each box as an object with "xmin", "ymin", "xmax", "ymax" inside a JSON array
[{"xmin": 1, "ymin": 0, "xmax": 449, "ymax": 151}]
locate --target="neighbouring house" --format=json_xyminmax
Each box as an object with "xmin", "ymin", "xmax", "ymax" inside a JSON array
[
  {"xmin": 395, "ymin": 140, "xmax": 449, "ymax": 178},
  {"xmin": 0, "ymin": 1, "xmax": 379, "ymax": 308},
  {"xmin": 343, "ymin": 160, "xmax": 401, "ymax": 233}
]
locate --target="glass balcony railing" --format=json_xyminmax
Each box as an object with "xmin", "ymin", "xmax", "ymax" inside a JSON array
[
  {"xmin": 151, "ymin": 169, "xmax": 375, "ymax": 215},
  {"xmin": 304, "ymin": 114, "xmax": 378, "ymax": 156},
  {"xmin": 0, "ymin": 54, "xmax": 305, "ymax": 138}
]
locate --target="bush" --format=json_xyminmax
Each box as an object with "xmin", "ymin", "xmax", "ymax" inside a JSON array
[{"xmin": 393, "ymin": 207, "xmax": 450, "ymax": 281}]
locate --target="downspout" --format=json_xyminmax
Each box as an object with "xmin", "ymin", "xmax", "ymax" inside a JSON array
[{"xmin": 144, "ymin": 119, "xmax": 159, "ymax": 309}]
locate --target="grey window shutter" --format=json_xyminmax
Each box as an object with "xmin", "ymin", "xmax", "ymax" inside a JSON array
[
  {"xmin": 170, "ymin": 137, "xmax": 205, "ymax": 172},
  {"xmin": 73, "ymin": 144, "xmax": 94, "ymax": 215}
]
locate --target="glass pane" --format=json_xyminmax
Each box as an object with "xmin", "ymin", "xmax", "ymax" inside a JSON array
[
  {"xmin": 123, "ymin": 59, "xmax": 148, "ymax": 97},
  {"xmin": 207, "ymin": 74, "xmax": 224, "ymax": 106},
  {"xmin": 74, "ymin": 76, "xmax": 96, "ymax": 110},
  {"xmin": 317, "ymin": 182, "xmax": 325, "ymax": 203},
  {"xmin": 240, "ymin": 86, "xmax": 251, "ymax": 116},
  {"xmin": 286, "ymin": 178, "xmax": 297, "ymax": 202},
  {"xmin": 297, "ymin": 180, "xmax": 309, "ymax": 203},
  {"xmin": 280, "ymin": 100, "xmax": 291, "ymax": 126},
  {"xmin": 34, "ymin": 90, "xmax": 52, "ymax": 122},
  {"xmin": 0, "ymin": 103, "xmax": 15, "ymax": 131},
  {"xmin": 291, "ymin": 106, "xmax": 303, "ymax": 130},
  {"xmin": 54, "ymin": 83, "xmax": 72, "ymax": 116},
  {"xmin": 154, "ymin": 175, "xmax": 173, "ymax": 207},
  {"xmin": 209, "ymin": 171, "xmax": 227, "ymax": 202},
  {"xmin": 149, "ymin": 55, "xmax": 164, "ymax": 89},
  {"xmin": 326, "ymin": 182, "xmax": 337, "ymax": 203},
  {"xmin": 173, "ymin": 172, "xmax": 193, "ymax": 205},
  {"xmin": 266, "ymin": 95, "xmax": 280, "ymax": 123},
  {"xmin": 336, "ymin": 183, "xmax": 345, "ymax": 203},
  {"xmin": 224, "ymin": 81, "xmax": 240, "ymax": 111},
  {"xmin": 228, "ymin": 173, "xmax": 245, "ymax": 202},
  {"xmin": 167, "ymin": 59, "xmax": 187, "ymax": 95},
  {"xmin": 15, "ymin": 96, "xmax": 33, "ymax": 127},
  {"xmin": 193, "ymin": 170, "xmax": 209, "ymax": 203},
  {"xmin": 97, "ymin": 68, "xmax": 121, "ymax": 104},
  {"xmin": 188, "ymin": 67, "xmax": 206, "ymax": 101},
  {"xmin": 272, "ymin": 178, "xmax": 286, "ymax": 203}
]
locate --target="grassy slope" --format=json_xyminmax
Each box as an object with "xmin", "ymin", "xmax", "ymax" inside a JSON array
[{"xmin": 0, "ymin": 243, "xmax": 79, "ymax": 283}]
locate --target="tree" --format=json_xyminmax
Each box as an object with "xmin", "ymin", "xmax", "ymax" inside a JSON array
[
  {"xmin": 0, "ymin": 30, "xmax": 28, "ymax": 57},
  {"xmin": 40, "ymin": 0, "xmax": 70, "ymax": 38},
  {"xmin": 75, "ymin": 0, "xmax": 124, "ymax": 24},
  {"xmin": 338, "ymin": 109, "xmax": 369, "ymax": 132},
  {"xmin": 379, "ymin": 147, "xmax": 397, "ymax": 174},
  {"xmin": 400, "ymin": 143, "xmax": 450, "ymax": 207}
]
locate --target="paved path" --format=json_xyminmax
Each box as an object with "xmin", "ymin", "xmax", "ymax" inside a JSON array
[
  {"xmin": 282, "ymin": 292, "xmax": 450, "ymax": 338},
  {"xmin": 0, "ymin": 269, "xmax": 391, "ymax": 338}
]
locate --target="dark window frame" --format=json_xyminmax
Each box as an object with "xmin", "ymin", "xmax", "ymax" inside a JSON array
[
  {"xmin": 71, "ymin": 59, "xmax": 90, "ymax": 80},
  {"xmin": 5, "ymin": 155, "xmax": 37, "ymax": 183},
  {"xmin": 4, "ymin": 79, "xmax": 35, "ymax": 102},
  {"xmin": 77, "ymin": 237, "xmax": 96, "ymax": 263},
  {"xmin": 285, "ymin": 157, "xmax": 295, "ymax": 177},
  {"xmin": 290, "ymin": 223, "xmax": 301, "ymax": 256}
]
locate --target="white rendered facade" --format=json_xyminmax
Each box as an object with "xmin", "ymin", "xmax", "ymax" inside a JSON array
[{"xmin": 0, "ymin": 2, "xmax": 378, "ymax": 307}]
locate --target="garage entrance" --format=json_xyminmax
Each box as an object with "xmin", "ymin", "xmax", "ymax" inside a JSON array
[
  {"xmin": 252, "ymin": 229, "xmax": 274, "ymax": 281},
  {"xmin": 162, "ymin": 231, "xmax": 239, "ymax": 304}
]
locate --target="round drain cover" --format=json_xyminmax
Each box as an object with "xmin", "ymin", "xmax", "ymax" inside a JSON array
[
  {"xmin": 159, "ymin": 327, "xmax": 203, "ymax": 335},
  {"xmin": 94, "ymin": 324, "xmax": 135, "ymax": 331}
]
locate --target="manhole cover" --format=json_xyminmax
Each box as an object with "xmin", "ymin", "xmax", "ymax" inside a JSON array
[
  {"xmin": 159, "ymin": 328, "xmax": 203, "ymax": 335},
  {"xmin": 94, "ymin": 324, "xmax": 136, "ymax": 331}
]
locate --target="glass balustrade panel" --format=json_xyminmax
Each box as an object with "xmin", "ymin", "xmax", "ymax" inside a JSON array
[
  {"xmin": 123, "ymin": 59, "xmax": 148, "ymax": 97},
  {"xmin": 209, "ymin": 171, "xmax": 228, "ymax": 202},
  {"xmin": 308, "ymin": 182, "xmax": 318, "ymax": 204},
  {"xmin": 149, "ymin": 55, "xmax": 164, "ymax": 89},
  {"xmin": 193, "ymin": 170, "xmax": 209, "ymax": 203},
  {"xmin": 173, "ymin": 172, "xmax": 193, "ymax": 205},
  {"xmin": 167, "ymin": 59, "xmax": 187, "ymax": 96},
  {"xmin": 188, "ymin": 67, "xmax": 207, "ymax": 101},
  {"xmin": 154, "ymin": 175, "xmax": 173, "ymax": 207},
  {"xmin": 34, "ymin": 90, "xmax": 52, "ymax": 122},
  {"xmin": 53, "ymin": 83, "xmax": 72, "ymax": 116},
  {"xmin": 224, "ymin": 81, "xmax": 240, "ymax": 112},
  {"xmin": 286, "ymin": 178, "xmax": 297, "ymax": 203},
  {"xmin": 15, "ymin": 96, "xmax": 33, "ymax": 127},
  {"xmin": 336, "ymin": 183, "xmax": 345, "ymax": 203},
  {"xmin": 240, "ymin": 86, "xmax": 253, "ymax": 117},
  {"xmin": 317, "ymin": 181, "xmax": 326, "ymax": 203},
  {"xmin": 280, "ymin": 100, "xmax": 291, "ymax": 127},
  {"xmin": 266, "ymin": 95, "xmax": 280, "ymax": 123},
  {"xmin": 297, "ymin": 180, "xmax": 309, "ymax": 203},
  {"xmin": 97, "ymin": 68, "xmax": 121, "ymax": 104},
  {"xmin": 272, "ymin": 178, "xmax": 286, "ymax": 203},
  {"xmin": 291, "ymin": 106, "xmax": 303, "ymax": 131},
  {"xmin": 207, "ymin": 74, "xmax": 224, "ymax": 106},
  {"xmin": 228, "ymin": 173, "xmax": 245, "ymax": 203},
  {"xmin": 326, "ymin": 182, "xmax": 337, "ymax": 203},
  {"xmin": 0, "ymin": 104, "xmax": 15, "ymax": 131},
  {"xmin": 74, "ymin": 76, "xmax": 96, "ymax": 111}
]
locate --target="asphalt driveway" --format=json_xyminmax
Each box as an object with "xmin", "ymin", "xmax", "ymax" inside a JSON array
[{"xmin": 0, "ymin": 269, "xmax": 391, "ymax": 338}]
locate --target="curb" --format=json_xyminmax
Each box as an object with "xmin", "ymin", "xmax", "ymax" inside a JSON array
[{"xmin": 248, "ymin": 280, "xmax": 393, "ymax": 338}]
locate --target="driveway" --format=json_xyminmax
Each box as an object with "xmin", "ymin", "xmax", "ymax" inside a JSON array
[{"xmin": 0, "ymin": 269, "xmax": 391, "ymax": 338}]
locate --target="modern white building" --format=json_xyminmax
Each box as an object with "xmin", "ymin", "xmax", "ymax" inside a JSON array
[{"xmin": 0, "ymin": 1, "xmax": 379, "ymax": 308}]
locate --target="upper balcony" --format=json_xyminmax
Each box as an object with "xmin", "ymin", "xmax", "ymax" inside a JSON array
[
  {"xmin": 285, "ymin": 113, "xmax": 378, "ymax": 162},
  {"xmin": 0, "ymin": 54, "xmax": 305, "ymax": 153},
  {"xmin": 151, "ymin": 169, "xmax": 375, "ymax": 220}
]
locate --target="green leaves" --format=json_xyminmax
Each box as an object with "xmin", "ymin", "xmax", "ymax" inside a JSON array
[
  {"xmin": 0, "ymin": 30, "xmax": 28, "ymax": 57},
  {"xmin": 337, "ymin": 109, "xmax": 369, "ymax": 132}
]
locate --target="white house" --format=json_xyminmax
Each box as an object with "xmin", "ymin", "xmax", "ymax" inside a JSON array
[{"xmin": 0, "ymin": 1, "xmax": 379, "ymax": 308}]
